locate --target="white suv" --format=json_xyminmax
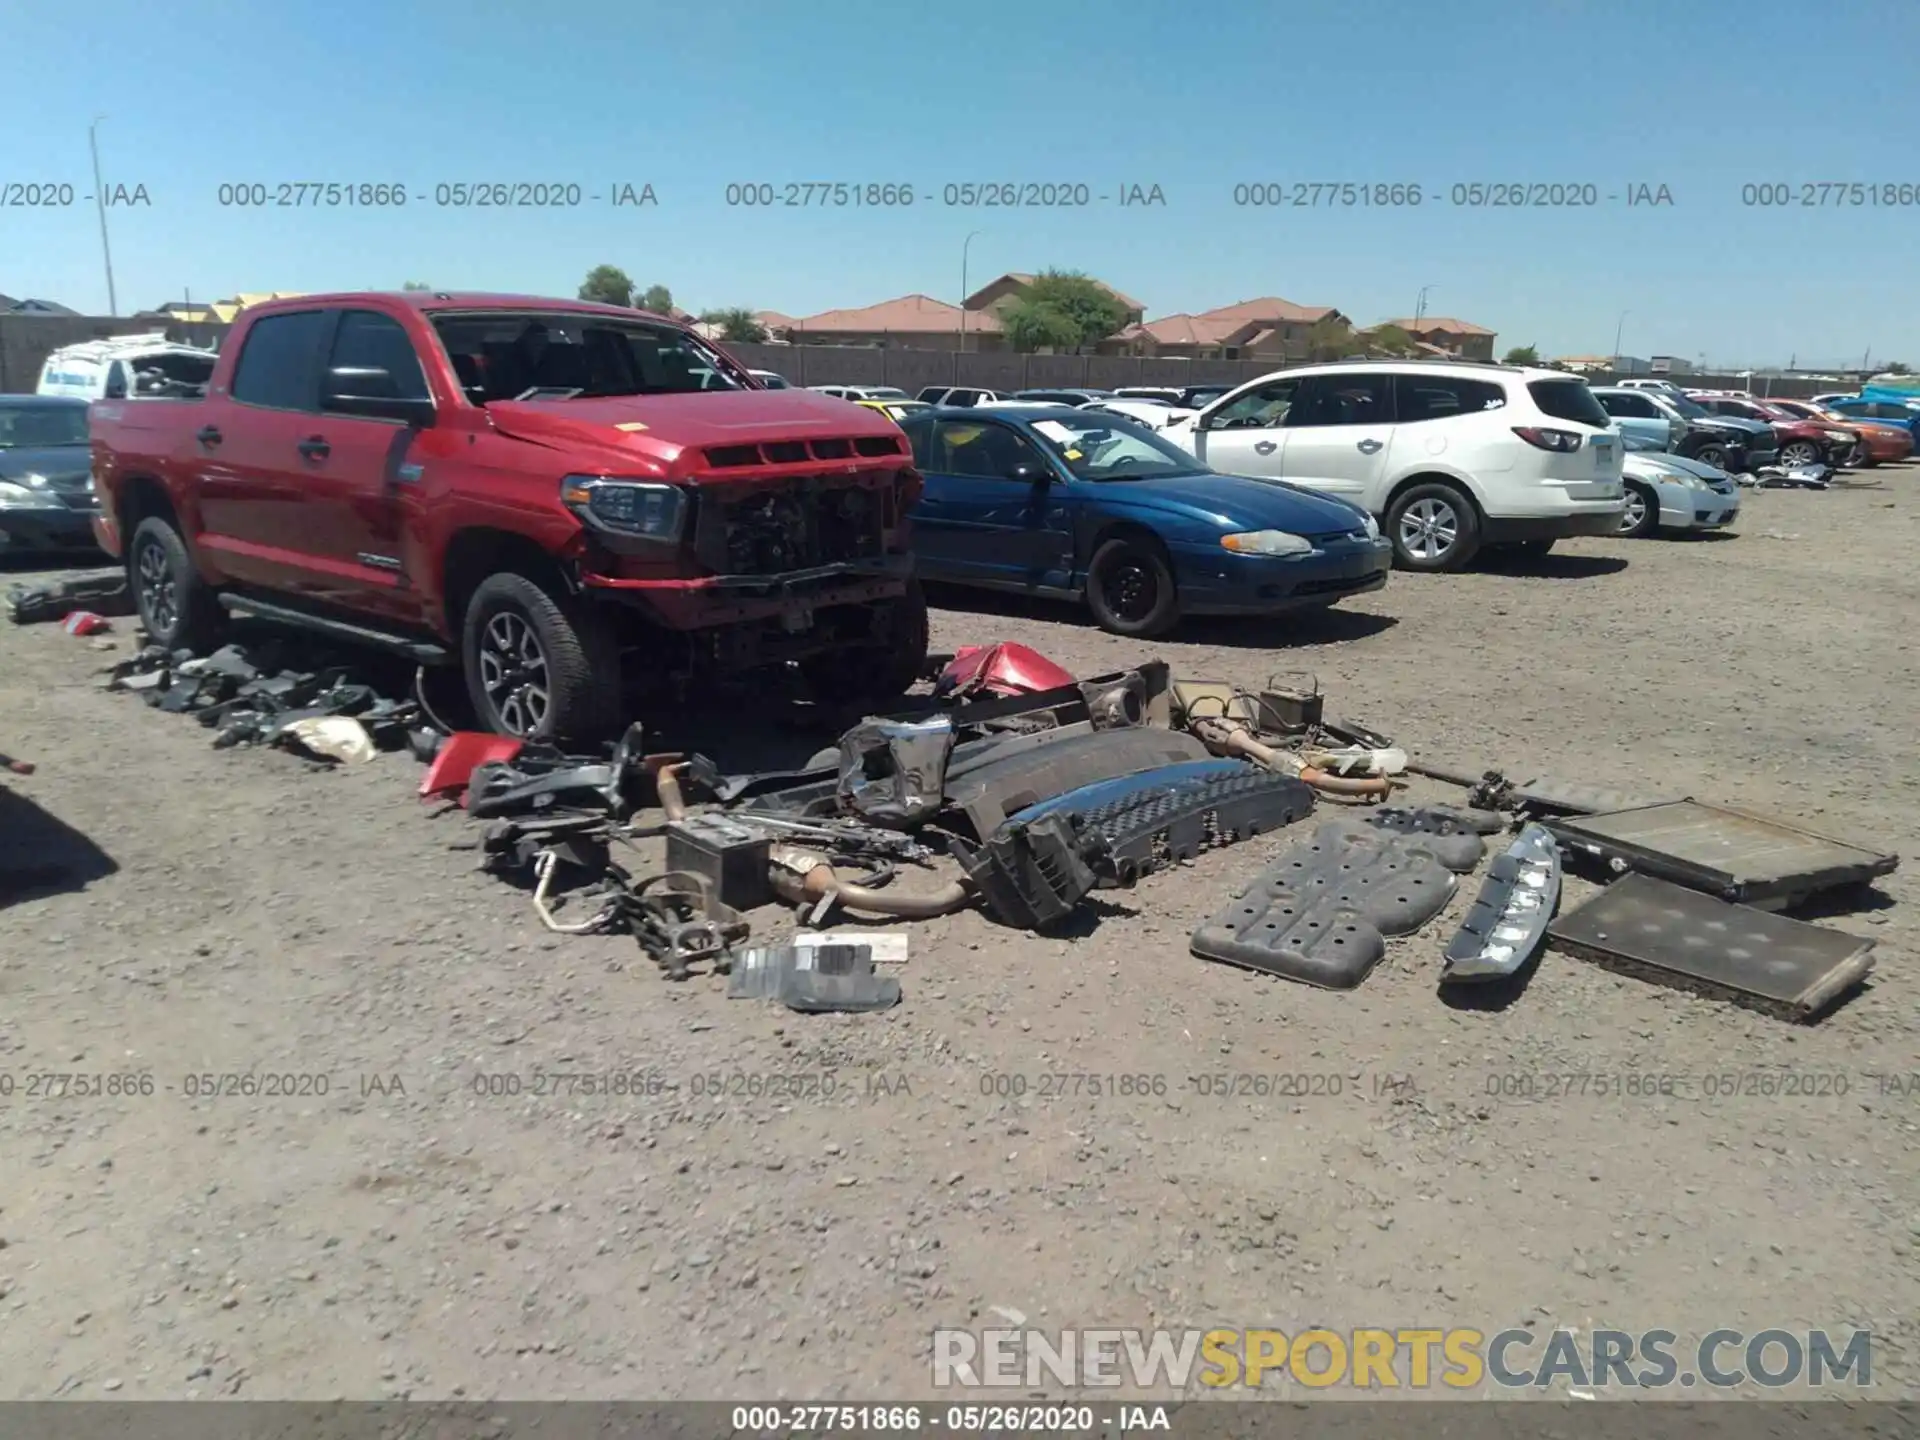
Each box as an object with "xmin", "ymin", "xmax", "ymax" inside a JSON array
[{"xmin": 1159, "ymin": 361, "xmax": 1625, "ymax": 571}]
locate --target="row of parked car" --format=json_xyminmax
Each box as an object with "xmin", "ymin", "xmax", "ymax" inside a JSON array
[{"xmin": 5, "ymin": 293, "xmax": 1912, "ymax": 748}]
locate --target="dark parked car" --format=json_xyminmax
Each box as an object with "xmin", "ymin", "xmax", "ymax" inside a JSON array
[
  {"xmin": 0, "ymin": 395, "xmax": 100, "ymax": 553},
  {"xmin": 897, "ymin": 405, "xmax": 1391, "ymax": 638},
  {"xmin": 1687, "ymin": 394, "xmax": 1856, "ymax": 467},
  {"xmin": 1115, "ymin": 384, "xmax": 1235, "ymax": 409}
]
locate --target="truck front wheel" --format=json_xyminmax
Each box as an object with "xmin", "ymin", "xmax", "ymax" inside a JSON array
[
  {"xmin": 127, "ymin": 515, "xmax": 225, "ymax": 653},
  {"xmin": 461, "ymin": 573, "xmax": 623, "ymax": 742}
]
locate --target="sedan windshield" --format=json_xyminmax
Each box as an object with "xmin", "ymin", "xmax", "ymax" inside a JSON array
[
  {"xmin": 1664, "ymin": 394, "xmax": 1710, "ymax": 419},
  {"xmin": 1024, "ymin": 415, "xmax": 1203, "ymax": 481},
  {"xmin": 431, "ymin": 312, "xmax": 751, "ymax": 401},
  {"xmin": 0, "ymin": 402, "xmax": 88, "ymax": 447}
]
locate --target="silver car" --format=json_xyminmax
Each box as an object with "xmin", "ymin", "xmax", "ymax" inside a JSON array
[{"xmin": 1619, "ymin": 437, "xmax": 1741, "ymax": 538}]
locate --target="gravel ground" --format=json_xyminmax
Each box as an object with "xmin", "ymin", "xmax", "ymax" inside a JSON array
[{"xmin": 2, "ymin": 477, "xmax": 1917, "ymax": 1402}]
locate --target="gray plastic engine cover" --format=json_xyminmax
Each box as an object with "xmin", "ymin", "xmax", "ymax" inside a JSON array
[
  {"xmin": 1441, "ymin": 823, "xmax": 1561, "ymax": 982},
  {"xmin": 1190, "ymin": 819, "xmax": 1457, "ymax": 989},
  {"xmin": 1363, "ymin": 805, "xmax": 1487, "ymax": 872}
]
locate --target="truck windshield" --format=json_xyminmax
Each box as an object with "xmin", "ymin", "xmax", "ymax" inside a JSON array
[
  {"xmin": 0, "ymin": 402, "xmax": 88, "ymax": 447},
  {"xmin": 430, "ymin": 312, "xmax": 750, "ymax": 402}
]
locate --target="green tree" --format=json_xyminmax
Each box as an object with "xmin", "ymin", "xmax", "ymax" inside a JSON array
[
  {"xmin": 997, "ymin": 270, "xmax": 1129, "ymax": 353},
  {"xmin": 699, "ymin": 307, "xmax": 768, "ymax": 343},
  {"xmin": 1365, "ymin": 323, "xmax": 1420, "ymax": 358},
  {"xmin": 1304, "ymin": 316, "xmax": 1366, "ymax": 362},
  {"xmin": 1884, "ymin": 360, "xmax": 1912, "ymax": 375},
  {"xmin": 401, "ymin": 280, "xmax": 431, "ymax": 291},
  {"xmin": 1502, "ymin": 344, "xmax": 1540, "ymax": 365},
  {"xmin": 998, "ymin": 301, "xmax": 1083, "ymax": 353},
  {"xmin": 638, "ymin": 284, "xmax": 675, "ymax": 314},
  {"xmin": 579, "ymin": 265, "xmax": 636, "ymax": 306}
]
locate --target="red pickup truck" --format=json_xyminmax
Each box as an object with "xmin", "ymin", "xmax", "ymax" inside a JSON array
[{"xmin": 88, "ymin": 292, "xmax": 928, "ymax": 739}]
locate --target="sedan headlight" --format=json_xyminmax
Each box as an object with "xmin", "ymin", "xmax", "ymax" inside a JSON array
[
  {"xmin": 1678, "ymin": 472, "xmax": 1715, "ymax": 491},
  {"xmin": 559, "ymin": 475, "xmax": 687, "ymax": 540},
  {"xmin": 1823, "ymin": 429, "xmax": 1856, "ymax": 442},
  {"xmin": 0, "ymin": 480, "xmax": 43, "ymax": 509},
  {"xmin": 1221, "ymin": 530, "xmax": 1315, "ymax": 557},
  {"xmin": 1358, "ymin": 511, "xmax": 1380, "ymax": 541}
]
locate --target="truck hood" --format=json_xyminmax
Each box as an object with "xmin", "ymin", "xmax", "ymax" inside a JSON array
[
  {"xmin": 1111, "ymin": 470, "xmax": 1374, "ymax": 534},
  {"xmin": 482, "ymin": 390, "xmax": 909, "ymax": 468}
]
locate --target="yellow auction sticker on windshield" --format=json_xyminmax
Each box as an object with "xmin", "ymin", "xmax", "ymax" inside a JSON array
[
  {"xmin": 615, "ymin": 422, "xmax": 649, "ymax": 432},
  {"xmin": 1064, "ymin": 449, "xmax": 1084, "ymax": 460}
]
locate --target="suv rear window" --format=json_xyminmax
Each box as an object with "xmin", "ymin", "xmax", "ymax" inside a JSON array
[{"xmin": 1527, "ymin": 379, "xmax": 1610, "ymax": 428}]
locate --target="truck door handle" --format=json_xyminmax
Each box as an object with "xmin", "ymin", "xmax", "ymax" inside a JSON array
[
  {"xmin": 195, "ymin": 425, "xmax": 222, "ymax": 447},
  {"xmin": 297, "ymin": 436, "xmax": 331, "ymax": 460},
  {"xmin": 1254, "ymin": 440, "xmax": 1277, "ymax": 455},
  {"xmin": 1357, "ymin": 438, "xmax": 1383, "ymax": 454}
]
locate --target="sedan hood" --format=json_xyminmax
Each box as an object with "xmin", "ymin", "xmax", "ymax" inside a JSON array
[
  {"xmin": 482, "ymin": 389, "xmax": 908, "ymax": 471},
  {"xmin": 1118, "ymin": 471, "xmax": 1373, "ymax": 534},
  {"xmin": 1627, "ymin": 452, "xmax": 1728, "ymax": 484},
  {"xmin": 0, "ymin": 443, "xmax": 91, "ymax": 480}
]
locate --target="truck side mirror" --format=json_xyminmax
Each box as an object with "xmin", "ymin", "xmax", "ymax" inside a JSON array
[{"xmin": 324, "ymin": 366, "xmax": 436, "ymax": 426}]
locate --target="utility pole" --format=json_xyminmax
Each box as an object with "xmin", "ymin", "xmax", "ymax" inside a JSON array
[
  {"xmin": 1415, "ymin": 284, "xmax": 1435, "ymax": 326},
  {"xmin": 1611, "ymin": 311, "xmax": 1629, "ymax": 370},
  {"xmin": 89, "ymin": 116, "xmax": 119, "ymax": 317},
  {"xmin": 960, "ymin": 231, "xmax": 983, "ymax": 353}
]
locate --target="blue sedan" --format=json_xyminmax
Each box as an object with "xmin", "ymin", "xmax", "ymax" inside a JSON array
[{"xmin": 897, "ymin": 405, "xmax": 1392, "ymax": 637}]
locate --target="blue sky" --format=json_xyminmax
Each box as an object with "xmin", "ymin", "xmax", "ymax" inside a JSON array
[{"xmin": 4, "ymin": 0, "xmax": 1918, "ymax": 368}]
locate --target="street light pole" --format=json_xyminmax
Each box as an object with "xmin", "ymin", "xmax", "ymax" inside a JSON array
[
  {"xmin": 1415, "ymin": 284, "xmax": 1435, "ymax": 325},
  {"xmin": 89, "ymin": 116, "xmax": 119, "ymax": 317},
  {"xmin": 1611, "ymin": 310, "xmax": 1629, "ymax": 371},
  {"xmin": 960, "ymin": 230, "xmax": 983, "ymax": 353}
]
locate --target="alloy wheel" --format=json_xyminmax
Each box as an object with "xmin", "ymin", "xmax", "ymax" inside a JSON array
[
  {"xmin": 1780, "ymin": 440, "xmax": 1821, "ymax": 466},
  {"xmin": 135, "ymin": 537, "xmax": 177, "ymax": 637},
  {"xmin": 478, "ymin": 611, "xmax": 550, "ymax": 736},
  {"xmin": 1620, "ymin": 489, "xmax": 1650, "ymax": 534},
  {"xmin": 1397, "ymin": 498, "xmax": 1459, "ymax": 562},
  {"xmin": 1694, "ymin": 445, "xmax": 1726, "ymax": 468}
]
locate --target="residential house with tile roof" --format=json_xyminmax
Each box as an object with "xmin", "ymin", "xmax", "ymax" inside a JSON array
[
  {"xmin": 1107, "ymin": 296, "xmax": 1348, "ymax": 361},
  {"xmin": 1379, "ymin": 316, "xmax": 1498, "ymax": 362},
  {"xmin": 781, "ymin": 294, "xmax": 1007, "ymax": 349}
]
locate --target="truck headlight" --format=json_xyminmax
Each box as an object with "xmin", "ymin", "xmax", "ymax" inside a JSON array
[
  {"xmin": 1221, "ymin": 530, "xmax": 1315, "ymax": 557},
  {"xmin": 0, "ymin": 480, "xmax": 42, "ymax": 509},
  {"xmin": 559, "ymin": 475, "xmax": 686, "ymax": 540}
]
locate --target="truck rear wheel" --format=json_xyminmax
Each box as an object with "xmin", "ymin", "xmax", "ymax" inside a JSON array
[
  {"xmin": 461, "ymin": 573, "xmax": 623, "ymax": 742},
  {"xmin": 127, "ymin": 515, "xmax": 225, "ymax": 652}
]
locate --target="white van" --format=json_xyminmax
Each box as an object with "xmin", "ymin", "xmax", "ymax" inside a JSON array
[{"xmin": 36, "ymin": 333, "xmax": 219, "ymax": 401}]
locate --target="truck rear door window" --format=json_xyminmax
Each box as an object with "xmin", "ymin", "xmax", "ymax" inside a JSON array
[
  {"xmin": 231, "ymin": 311, "xmax": 330, "ymax": 411},
  {"xmin": 430, "ymin": 313, "xmax": 749, "ymax": 402}
]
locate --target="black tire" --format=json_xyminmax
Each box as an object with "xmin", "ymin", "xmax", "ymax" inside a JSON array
[
  {"xmin": 1085, "ymin": 535, "xmax": 1179, "ymax": 638},
  {"xmin": 1852, "ymin": 444, "xmax": 1878, "ymax": 469},
  {"xmin": 1385, "ymin": 482, "xmax": 1480, "ymax": 572},
  {"xmin": 1621, "ymin": 483, "xmax": 1661, "ymax": 538},
  {"xmin": 461, "ymin": 572, "xmax": 622, "ymax": 742},
  {"xmin": 1690, "ymin": 442, "xmax": 1729, "ymax": 469},
  {"xmin": 801, "ymin": 578, "xmax": 931, "ymax": 704},
  {"xmin": 127, "ymin": 515, "xmax": 225, "ymax": 652},
  {"xmin": 1779, "ymin": 439, "xmax": 1822, "ymax": 467}
]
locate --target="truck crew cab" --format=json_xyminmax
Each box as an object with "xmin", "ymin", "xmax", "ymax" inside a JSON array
[{"xmin": 87, "ymin": 293, "xmax": 929, "ymax": 739}]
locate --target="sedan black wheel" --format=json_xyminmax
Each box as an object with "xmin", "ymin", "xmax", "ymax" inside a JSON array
[
  {"xmin": 1086, "ymin": 536, "xmax": 1179, "ymax": 638},
  {"xmin": 1779, "ymin": 439, "xmax": 1823, "ymax": 466}
]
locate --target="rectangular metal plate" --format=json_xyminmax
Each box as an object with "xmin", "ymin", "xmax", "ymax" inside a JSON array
[
  {"xmin": 1544, "ymin": 799, "xmax": 1897, "ymax": 906},
  {"xmin": 1546, "ymin": 872, "xmax": 1874, "ymax": 1019}
]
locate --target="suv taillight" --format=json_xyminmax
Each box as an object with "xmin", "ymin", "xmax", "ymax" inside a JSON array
[{"xmin": 1512, "ymin": 426, "xmax": 1585, "ymax": 453}]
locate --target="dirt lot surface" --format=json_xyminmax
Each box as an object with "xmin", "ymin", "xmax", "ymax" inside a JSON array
[{"xmin": 3, "ymin": 479, "xmax": 1918, "ymax": 1403}]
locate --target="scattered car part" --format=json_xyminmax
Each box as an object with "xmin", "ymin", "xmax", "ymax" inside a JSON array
[
  {"xmin": 531, "ymin": 849, "xmax": 621, "ymax": 935},
  {"xmin": 1191, "ymin": 819, "xmax": 1458, "ymax": 988},
  {"xmin": 1254, "ymin": 674, "xmax": 1324, "ymax": 735},
  {"xmin": 939, "ymin": 659, "xmax": 1173, "ymax": 730},
  {"xmin": 1, "ymin": 751, "xmax": 33, "ymax": 776},
  {"xmin": 835, "ymin": 715, "xmax": 955, "ymax": 827},
  {"xmin": 1542, "ymin": 800, "xmax": 1898, "ymax": 910},
  {"xmin": 1018, "ymin": 760, "xmax": 1317, "ymax": 885},
  {"xmin": 1546, "ymin": 872, "xmax": 1874, "ymax": 1022},
  {"xmin": 724, "ymin": 811, "xmax": 935, "ymax": 865},
  {"xmin": 421, "ymin": 733, "xmax": 526, "ymax": 801},
  {"xmin": 1363, "ymin": 805, "xmax": 1486, "ymax": 872},
  {"xmin": 948, "ymin": 811, "xmax": 1107, "ymax": 930},
  {"xmin": 615, "ymin": 870, "xmax": 748, "ymax": 980},
  {"xmin": 1077, "ymin": 670, "xmax": 1148, "ymax": 730},
  {"xmin": 947, "ymin": 727, "xmax": 1209, "ymax": 838},
  {"xmin": 1441, "ymin": 824, "xmax": 1562, "ymax": 982},
  {"xmin": 767, "ymin": 844, "xmax": 973, "ymax": 921},
  {"xmin": 1305, "ymin": 743, "xmax": 1408, "ymax": 778},
  {"xmin": 729, "ymin": 940, "xmax": 901, "ymax": 1012},
  {"xmin": 934, "ymin": 642, "xmax": 1079, "ymax": 700},
  {"xmin": 275, "ymin": 715, "xmax": 377, "ymax": 764},
  {"xmin": 664, "ymin": 814, "xmax": 776, "ymax": 913},
  {"xmin": 7, "ymin": 571, "xmax": 131, "ymax": 625},
  {"xmin": 1424, "ymin": 767, "xmax": 1672, "ymax": 819},
  {"xmin": 1187, "ymin": 716, "xmax": 1393, "ymax": 802},
  {"xmin": 1169, "ymin": 679, "xmax": 1263, "ymax": 729},
  {"xmin": 793, "ymin": 929, "xmax": 911, "ymax": 967},
  {"xmin": 466, "ymin": 755, "xmax": 621, "ymax": 820},
  {"xmin": 62, "ymin": 611, "xmax": 111, "ymax": 636}
]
